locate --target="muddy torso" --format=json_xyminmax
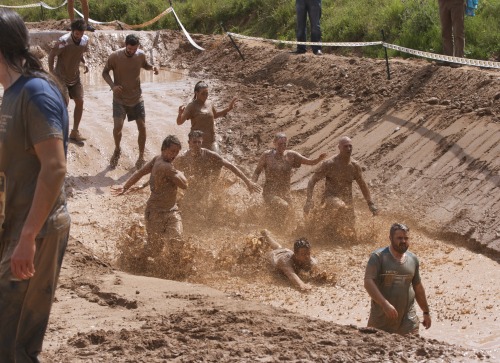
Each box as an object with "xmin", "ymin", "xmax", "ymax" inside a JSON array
[
  {"xmin": 263, "ymin": 150, "xmax": 301, "ymax": 199},
  {"xmin": 184, "ymin": 100, "xmax": 216, "ymax": 148},
  {"xmin": 316, "ymin": 156, "xmax": 362, "ymax": 205},
  {"xmin": 146, "ymin": 156, "xmax": 180, "ymax": 212},
  {"xmin": 53, "ymin": 33, "xmax": 89, "ymax": 86}
]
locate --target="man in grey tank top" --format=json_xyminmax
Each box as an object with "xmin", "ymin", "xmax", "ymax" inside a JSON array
[{"xmin": 364, "ymin": 223, "xmax": 432, "ymax": 335}]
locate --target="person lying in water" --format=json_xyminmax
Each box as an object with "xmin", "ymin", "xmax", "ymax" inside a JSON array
[{"xmin": 261, "ymin": 230, "xmax": 318, "ymax": 292}]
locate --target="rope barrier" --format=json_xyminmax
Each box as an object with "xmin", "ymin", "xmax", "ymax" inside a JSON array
[
  {"xmin": 73, "ymin": 6, "xmax": 173, "ymax": 28},
  {"xmin": 227, "ymin": 32, "xmax": 500, "ymax": 70},
  {"xmin": 227, "ymin": 32, "xmax": 383, "ymax": 48},
  {"xmin": 171, "ymin": 7, "xmax": 204, "ymax": 51},
  {"xmin": 3, "ymin": 2, "xmax": 202, "ymax": 49},
  {"xmin": 0, "ymin": 1, "xmax": 67, "ymax": 10},
  {"xmin": 383, "ymin": 43, "xmax": 500, "ymax": 69}
]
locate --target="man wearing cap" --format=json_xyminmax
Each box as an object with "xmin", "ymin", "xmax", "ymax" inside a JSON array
[{"xmin": 364, "ymin": 223, "xmax": 432, "ymax": 335}]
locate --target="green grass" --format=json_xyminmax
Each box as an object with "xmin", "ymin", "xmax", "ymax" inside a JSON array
[{"xmin": 3, "ymin": 0, "xmax": 499, "ymax": 60}]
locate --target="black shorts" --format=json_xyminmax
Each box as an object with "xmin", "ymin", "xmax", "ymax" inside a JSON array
[
  {"xmin": 66, "ymin": 81, "xmax": 84, "ymax": 100},
  {"xmin": 113, "ymin": 100, "xmax": 146, "ymax": 122}
]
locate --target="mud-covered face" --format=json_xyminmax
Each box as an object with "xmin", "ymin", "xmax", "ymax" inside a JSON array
[
  {"xmin": 162, "ymin": 144, "xmax": 181, "ymax": 162},
  {"xmin": 125, "ymin": 44, "xmax": 139, "ymax": 57},
  {"xmin": 274, "ymin": 137, "xmax": 287, "ymax": 154},
  {"xmin": 71, "ymin": 30, "xmax": 85, "ymax": 43},
  {"xmin": 195, "ymin": 87, "xmax": 209, "ymax": 103},
  {"xmin": 293, "ymin": 247, "xmax": 311, "ymax": 267},
  {"xmin": 188, "ymin": 136, "xmax": 203, "ymax": 153},
  {"xmin": 338, "ymin": 139, "xmax": 353, "ymax": 156},
  {"xmin": 390, "ymin": 230, "xmax": 410, "ymax": 254}
]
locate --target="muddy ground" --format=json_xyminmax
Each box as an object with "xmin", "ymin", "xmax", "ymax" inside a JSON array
[{"xmin": 2, "ymin": 23, "xmax": 499, "ymax": 361}]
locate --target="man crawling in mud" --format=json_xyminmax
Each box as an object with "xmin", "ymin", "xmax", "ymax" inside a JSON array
[
  {"xmin": 261, "ymin": 229, "xmax": 317, "ymax": 292},
  {"xmin": 112, "ymin": 135, "xmax": 187, "ymax": 265},
  {"xmin": 174, "ymin": 130, "xmax": 261, "ymax": 213},
  {"xmin": 303, "ymin": 136, "xmax": 377, "ymax": 241},
  {"xmin": 253, "ymin": 132, "xmax": 326, "ymax": 226}
]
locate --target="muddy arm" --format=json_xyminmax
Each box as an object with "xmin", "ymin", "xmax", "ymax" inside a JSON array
[
  {"xmin": 414, "ymin": 282, "xmax": 431, "ymax": 329},
  {"xmin": 364, "ymin": 278, "xmax": 398, "ymax": 319},
  {"xmin": 222, "ymin": 159, "xmax": 261, "ymax": 193},
  {"xmin": 11, "ymin": 138, "xmax": 66, "ymax": 280},
  {"xmin": 252, "ymin": 153, "xmax": 266, "ymax": 183},
  {"xmin": 213, "ymin": 97, "xmax": 237, "ymax": 118}
]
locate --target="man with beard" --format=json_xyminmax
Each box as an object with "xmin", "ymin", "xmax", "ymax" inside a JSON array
[
  {"xmin": 112, "ymin": 135, "xmax": 187, "ymax": 264},
  {"xmin": 102, "ymin": 34, "xmax": 159, "ymax": 169},
  {"xmin": 303, "ymin": 136, "xmax": 377, "ymax": 240},
  {"xmin": 49, "ymin": 19, "xmax": 90, "ymax": 143},
  {"xmin": 364, "ymin": 223, "xmax": 432, "ymax": 335}
]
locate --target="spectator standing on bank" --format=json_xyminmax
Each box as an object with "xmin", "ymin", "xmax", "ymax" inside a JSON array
[
  {"xmin": 67, "ymin": 0, "xmax": 95, "ymax": 32},
  {"xmin": 438, "ymin": 0, "xmax": 465, "ymax": 57},
  {"xmin": 294, "ymin": 0, "xmax": 323, "ymax": 55}
]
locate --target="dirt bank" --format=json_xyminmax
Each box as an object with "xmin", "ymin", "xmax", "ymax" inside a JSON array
[{"xmin": 1, "ymin": 26, "xmax": 498, "ymax": 361}]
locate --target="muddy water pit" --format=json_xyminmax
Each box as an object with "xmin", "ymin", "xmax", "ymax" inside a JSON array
[
  {"xmin": 3, "ymin": 64, "xmax": 499, "ymax": 360},
  {"xmin": 59, "ymin": 66, "xmax": 500, "ymax": 361}
]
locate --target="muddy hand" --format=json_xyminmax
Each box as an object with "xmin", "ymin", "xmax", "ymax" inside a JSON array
[
  {"xmin": 10, "ymin": 238, "xmax": 36, "ymax": 280},
  {"xmin": 247, "ymin": 181, "xmax": 262, "ymax": 193},
  {"xmin": 112, "ymin": 85, "xmax": 123, "ymax": 95},
  {"xmin": 382, "ymin": 301, "xmax": 398, "ymax": 319}
]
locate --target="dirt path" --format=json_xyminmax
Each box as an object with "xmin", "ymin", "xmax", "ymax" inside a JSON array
[{"xmin": 2, "ymin": 28, "xmax": 499, "ymax": 361}]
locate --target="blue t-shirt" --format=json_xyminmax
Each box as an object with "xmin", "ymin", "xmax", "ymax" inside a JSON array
[{"xmin": 0, "ymin": 75, "xmax": 69, "ymax": 240}]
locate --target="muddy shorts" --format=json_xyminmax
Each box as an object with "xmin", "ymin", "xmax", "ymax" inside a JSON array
[
  {"xmin": 113, "ymin": 100, "xmax": 146, "ymax": 122},
  {"xmin": 67, "ymin": 80, "xmax": 84, "ymax": 100},
  {"xmin": 0, "ymin": 205, "xmax": 70, "ymax": 361},
  {"xmin": 144, "ymin": 209, "xmax": 183, "ymax": 257}
]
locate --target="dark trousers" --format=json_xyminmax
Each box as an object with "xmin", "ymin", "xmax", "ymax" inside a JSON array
[
  {"xmin": 296, "ymin": 0, "xmax": 322, "ymax": 52},
  {"xmin": 0, "ymin": 207, "xmax": 70, "ymax": 362},
  {"xmin": 438, "ymin": 0, "xmax": 465, "ymax": 57}
]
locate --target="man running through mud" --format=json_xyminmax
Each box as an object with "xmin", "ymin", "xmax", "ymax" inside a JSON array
[
  {"xmin": 102, "ymin": 34, "xmax": 159, "ymax": 169},
  {"xmin": 252, "ymin": 132, "xmax": 326, "ymax": 225},
  {"xmin": 303, "ymin": 136, "xmax": 377, "ymax": 241},
  {"xmin": 174, "ymin": 130, "xmax": 261, "ymax": 212},
  {"xmin": 364, "ymin": 223, "xmax": 432, "ymax": 335},
  {"xmin": 261, "ymin": 230, "xmax": 317, "ymax": 292},
  {"xmin": 48, "ymin": 19, "xmax": 89, "ymax": 144},
  {"xmin": 112, "ymin": 135, "xmax": 187, "ymax": 266}
]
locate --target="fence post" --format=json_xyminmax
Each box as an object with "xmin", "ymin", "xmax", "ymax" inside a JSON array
[
  {"xmin": 221, "ymin": 23, "xmax": 245, "ymax": 61},
  {"xmin": 381, "ymin": 30, "xmax": 390, "ymax": 80}
]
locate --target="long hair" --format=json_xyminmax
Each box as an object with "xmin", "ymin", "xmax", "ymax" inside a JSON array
[
  {"xmin": 192, "ymin": 81, "xmax": 208, "ymax": 101},
  {"xmin": 0, "ymin": 9, "xmax": 65, "ymax": 97}
]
